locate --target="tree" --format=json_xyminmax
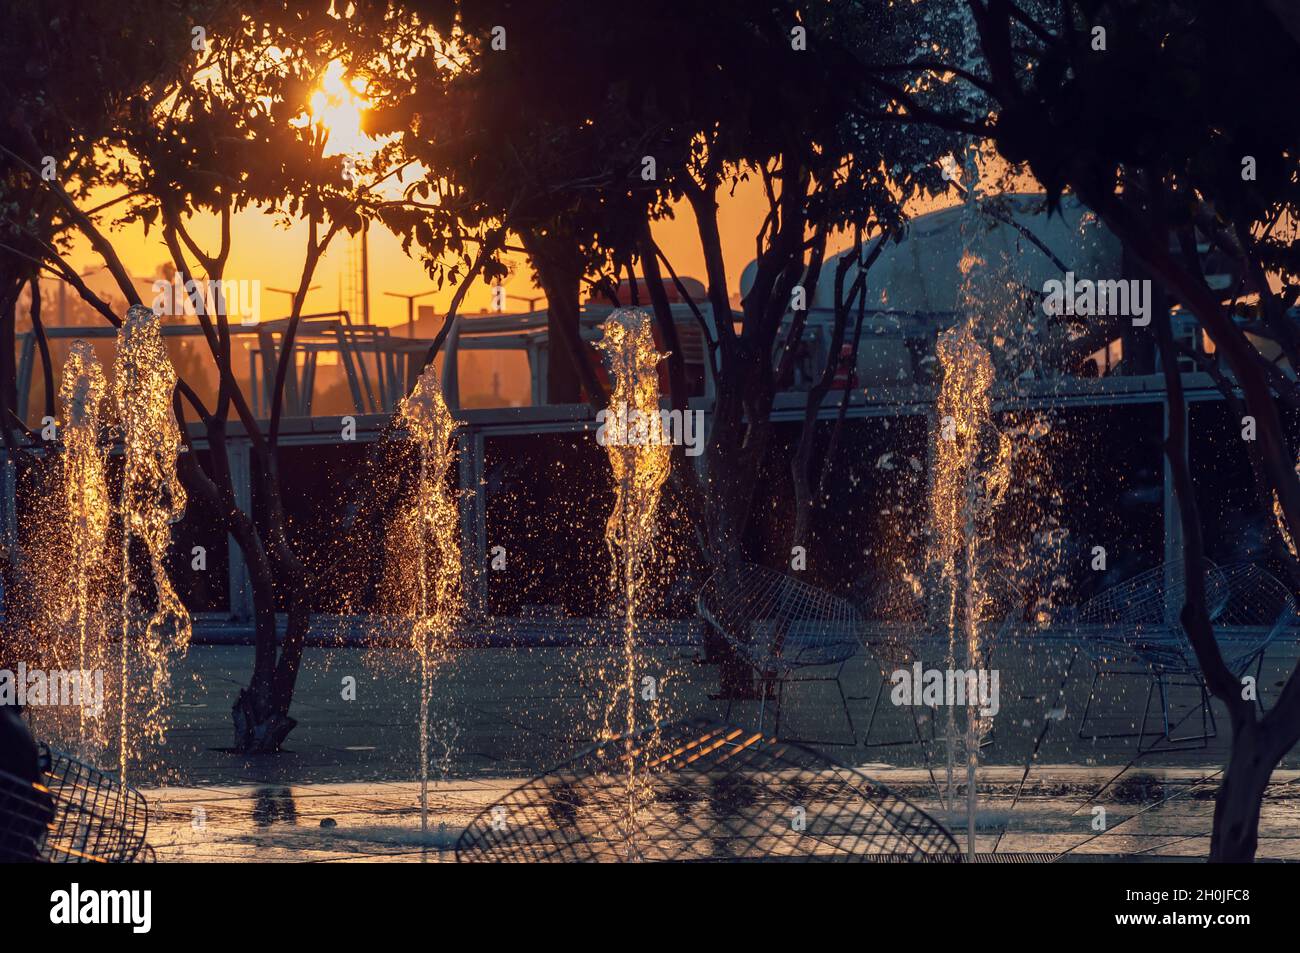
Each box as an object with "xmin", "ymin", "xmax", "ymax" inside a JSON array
[
  {"xmin": 0, "ymin": 0, "xmax": 415, "ymax": 750},
  {"xmin": 123, "ymin": 3, "xmax": 403, "ymax": 749},
  {"xmin": 366, "ymin": 1, "xmax": 665, "ymax": 403},
  {"xmin": 369, "ymin": 0, "xmax": 960, "ymax": 692},
  {"xmin": 0, "ymin": 0, "xmax": 213, "ymax": 674},
  {"xmin": 913, "ymin": 0, "xmax": 1300, "ymax": 861}
]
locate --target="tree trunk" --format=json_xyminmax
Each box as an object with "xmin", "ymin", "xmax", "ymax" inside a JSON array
[
  {"xmin": 791, "ymin": 265, "xmax": 858, "ymax": 551},
  {"xmin": 0, "ymin": 273, "xmax": 21, "ymax": 451},
  {"xmin": 639, "ymin": 227, "xmax": 688, "ymax": 409},
  {"xmin": 701, "ymin": 371, "xmax": 774, "ymax": 698},
  {"xmin": 1151, "ymin": 278, "xmax": 1277, "ymax": 862},
  {"xmin": 703, "ymin": 475, "xmax": 755, "ymax": 698},
  {"xmin": 226, "ymin": 511, "xmax": 297, "ymax": 751},
  {"xmin": 1210, "ymin": 732, "xmax": 1271, "ymax": 863},
  {"xmin": 234, "ymin": 443, "xmax": 312, "ymax": 752},
  {"xmin": 546, "ymin": 270, "xmax": 583, "ymax": 403},
  {"xmin": 0, "ymin": 271, "xmax": 25, "ymax": 665},
  {"xmin": 230, "ymin": 601, "xmax": 305, "ymax": 753},
  {"xmin": 271, "ymin": 587, "xmax": 312, "ymax": 721},
  {"xmin": 174, "ymin": 437, "xmax": 299, "ymax": 752},
  {"xmin": 1210, "ymin": 721, "xmax": 1274, "ymax": 862},
  {"xmin": 28, "ymin": 277, "xmax": 54, "ymax": 423},
  {"xmin": 521, "ymin": 232, "xmax": 590, "ymax": 404},
  {"xmin": 230, "ymin": 576, "xmax": 296, "ymax": 752}
]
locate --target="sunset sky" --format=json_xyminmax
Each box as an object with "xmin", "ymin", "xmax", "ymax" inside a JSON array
[
  {"xmin": 46, "ymin": 57, "xmax": 975, "ymax": 330},
  {"xmin": 57, "ymin": 171, "xmax": 783, "ymax": 327}
]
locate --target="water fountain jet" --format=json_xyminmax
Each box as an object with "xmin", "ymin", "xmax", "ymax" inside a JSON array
[
  {"xmin": 57, "ymin": 341, "xmax": 112, "ymax": 752},
  {"xmin": 928, "ymin": 319, "xmax": 1011, "ymax": 860},
  {"xmin": 391, "ymin": 363, "xmax": 463, "ymax": 835},
  {"xmin": 594, "ymin": 307, "xmax": 672, "ymax": 860},
  {"xmin": 112, "ymin": 304, "xmax": 192, "ymax": 781}
]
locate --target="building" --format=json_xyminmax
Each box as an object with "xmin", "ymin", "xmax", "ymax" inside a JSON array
[{"xmin": 4, "ymin": 194, "xmax": 1281, "ymax": 632}]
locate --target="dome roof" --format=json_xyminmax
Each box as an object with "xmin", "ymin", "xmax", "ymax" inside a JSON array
[{"xmin": 740, "ymin": 193, "xmax": 1121, "ymax": 312}]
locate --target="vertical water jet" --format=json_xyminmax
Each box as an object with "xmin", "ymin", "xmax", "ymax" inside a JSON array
[
  {"xmin": 594, "ymin": 307, "xmax": 671, "ymax": 860},
  {"xmin": 393, "ymin": 364, "xmax": 463, "ymax": 835},
  {"xmin": 928, "ymin": 320, "xmax": 1010, "ymax": 860},
  {"xmin": 112, "ymin": 304, "xmax": 191, "ymax": 781},
  {"xmin": 58, "ymin": 341, "xmax": 112, "ymax": 752}
]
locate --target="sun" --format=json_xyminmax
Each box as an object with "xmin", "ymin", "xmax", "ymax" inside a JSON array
[{"xmin": 306, "ymin": 60, "xmax": 375, "ymax": 157}]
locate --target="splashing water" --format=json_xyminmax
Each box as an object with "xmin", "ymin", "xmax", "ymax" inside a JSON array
[
  {"xmin": 392, "ymin": 364, "xmax": 463, "ymax": 835},
  {"xmin": 113, "ymin": 305, "xmax": 191, "ymax": 781},
  {"xmin": 594, "ymin": 308, "xmax": 672, "ymax": 860},
  {"xmin": 928, "ymin": 320, "xmax": 1011, "ymax": 860},
  {"xmin": 58, "ymin": 341, "xmax": 112, "ymax": 752}
]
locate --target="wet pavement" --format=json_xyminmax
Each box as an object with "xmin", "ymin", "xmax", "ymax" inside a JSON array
[
  {"xmin": 140, "ymin": 768, "xmax": 1300, "ymax": 862},
  {"xmin": 26, "ymin": 634, "xmax": 1300, "ymax": 861}
]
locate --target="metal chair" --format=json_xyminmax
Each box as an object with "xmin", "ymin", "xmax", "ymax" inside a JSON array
[
  {"xmin": 858, "ymin": 567, "xmax": 1022, "ymax": 751},
  {"xmin": 1074, "ymin": 560, "xmax": 1293, "ymax": 749},
  {"xmin": 36, "ymin": 744, "xmax": 151, "ymax": 863},
  {"xmin": 860, "ymin": 625, "xmax": 927, "ymax": 748},
  {"xmin": 1205, "ymin": 562, "xmax": 1295, "ymax": 715},
  {"xmin": 0, "ymin": 744, "xmax": 151, "ymax": 863},
  {"xmin": 456, "ymin": 719, "xmax": 961, "ymax": 862},
  {"xmin": 697, "ymin": 564, "xmax": 863, "ymax": 745}
]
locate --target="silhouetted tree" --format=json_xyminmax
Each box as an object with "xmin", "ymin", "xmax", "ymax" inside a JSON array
[
  {"xmin": 371, "ymin": 0, "xmax": 961, "ymax": 692},
  {"xmin": 909, "ymin": 0, "xmax": 1300, "ymax": 861},
  {"xmin": 0, "ymin": 0, "xmax": 412, "ymax": 750}
]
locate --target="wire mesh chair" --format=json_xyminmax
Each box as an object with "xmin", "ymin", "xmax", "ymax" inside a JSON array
[
  {"xmin": 1075, "ymin": 560, "xmax": 1228, "ymax": 671},
  {"xmin": 0, "ymin": 766, "xmax": 54, "ymax": 862},
  {"xmin": 697, "ymin": 563, "xmax": 864, "ymax": 745},
  {"xmin": 858, "ymin": 566, "xmax": 1022, "ymax": 750},
  {"xmin": 859, "ymin": 622, "xmax": 936, "ymax": 749},
  {"xmin": 36, "ymin": 744, "xmax": 150, "ymax": 863},
  {"xmin": 1073, "ymin": 560, "xmax": 1292, "ymax": 748},
  {"xmin": 1209, "ymin": 562, "xmax": 1296, "ymax": 688},
  {"xmin": 456, "ymin": 719, "xmax": 961, "ymax": 862}
]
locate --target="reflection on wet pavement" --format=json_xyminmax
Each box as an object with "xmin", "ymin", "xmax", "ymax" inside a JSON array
[{"xmin": 143, "ymin": 768, "xmax": 1300, "ymax": 862}]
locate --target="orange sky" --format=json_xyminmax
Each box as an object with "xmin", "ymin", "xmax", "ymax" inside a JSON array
[
  {"xmin": 47, "ymin": 61, "xmax": 989, "ymax": 328},
  {"xmin": 56, "ymin": 175, "xmax": 792, "ymax": 326}
]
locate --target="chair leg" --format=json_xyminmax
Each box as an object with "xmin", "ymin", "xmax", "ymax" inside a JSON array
[
  {"xmin": 1157, "ymin": 675, "xmax": 1170, "ymax": 743},
  {"xmin": 1137, "ymin": 677, "xmax": 1159, "ymax": 753},
  {"xmin": 766, "ymin": 672, "xmax": 857, "ymax": 746},
  {"xmin": 1145, "ymin": 675, "xmax": 1217, "ymax": 751},
  {"xmin": 772, "ymin": 676, "xmax": 784, "ymax": 738},
  {"xmin": 836, "ymin": 677, "xmax": 857, "ymax": 745},
  {"xmin": 1078, "ymin": 666, "xmax": 1104, "ymax": 740},
  {"xmin": 1081, "ymin": 665, "xmax": 1212, "ymax": 748},
  {"xmin": 863, "ymin": 670, "xmax": 915, "ymax": 747},
  {"xmin": 864, "ymin": 678, "xmax": 883, "ymax": 742}
]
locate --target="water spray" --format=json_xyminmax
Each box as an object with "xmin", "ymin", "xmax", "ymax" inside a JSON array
[
  {"xmin": 393, "ymin": 363, "xmax": 463, "ymax": 835},
  {"xmin": 112, "ymin": 304, "xmax": 191, "ymax": 781},
  {"xmin": 594, "ymin": 307, "xmax": 672, "ymax": 860},
  {"xmin": 58, "ymin": 341, "xmax": 112, "ymax": 751}
]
